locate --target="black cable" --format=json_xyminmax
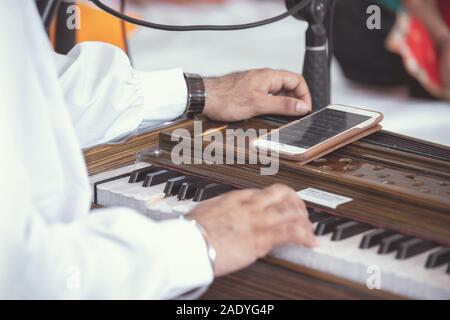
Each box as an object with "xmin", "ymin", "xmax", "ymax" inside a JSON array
[
  {"xmin": 120, "ymin": 0, "xmax": 132, "ymax": 65},
  {"xmin": 89, "ymin": 0, "xmax": 311, "ymax": 31}
]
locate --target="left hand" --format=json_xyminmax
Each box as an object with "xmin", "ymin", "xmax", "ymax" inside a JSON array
[{"xmin": 202, "ymin": 68, "xmax": 312, "ymax": 122}]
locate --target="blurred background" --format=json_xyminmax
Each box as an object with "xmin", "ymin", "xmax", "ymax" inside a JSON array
[{"xmin": 70, "ymin": 0, "xmax": 450, "ymax": 145}]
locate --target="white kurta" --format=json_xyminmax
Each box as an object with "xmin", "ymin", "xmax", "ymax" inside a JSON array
[{"xmin": 0, "ymin": 0, "xmax": 212, "ymax": 299}]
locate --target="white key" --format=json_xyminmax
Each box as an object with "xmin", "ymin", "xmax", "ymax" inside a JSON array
[
  {"xmin": 92, "ymin": 163, "xmax": 151, "ymax": 206},
  {"xmin": 97, "ymin": 177, "xmax": 130, "ymax": 207},
  {"xmin": 173, "ymin": 200, "xmax": 197, "ymax": 215},
  {"xmin": 271, "ymin": 228, "xmax": 450, "ymax": 299}
]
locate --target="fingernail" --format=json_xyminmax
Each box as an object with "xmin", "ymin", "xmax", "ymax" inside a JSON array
[{"xmin": 295, "ymin": 102, "xmax": 308, "ymax": 114}]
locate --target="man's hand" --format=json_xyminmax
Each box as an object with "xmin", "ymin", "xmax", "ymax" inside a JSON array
[
  {"xmin": 188, "ymin": 184, "xmax": 317, "ymax": 277},
  {"xmin": 203, "ymin": 69, "xmax": 312, "ymax": 122}
]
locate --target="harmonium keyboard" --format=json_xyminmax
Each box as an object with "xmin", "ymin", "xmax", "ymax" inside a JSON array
[{"xmin": 85, "ymin": 116, "xmax": 450, "ymax": 300}]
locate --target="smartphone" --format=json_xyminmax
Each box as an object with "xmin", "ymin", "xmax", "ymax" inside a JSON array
[{"xmin": 252, "ymin": 104, "xmax": 383, "ymax": 161}]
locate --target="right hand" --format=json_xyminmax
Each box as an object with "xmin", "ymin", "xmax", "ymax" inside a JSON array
[
  {"xmin": 188, "ymin": 184, "xmax": 317, "ymax": 277},
  {"xmin": 203, "ymin": 69, "xmax": 312, "ymax": 122}
]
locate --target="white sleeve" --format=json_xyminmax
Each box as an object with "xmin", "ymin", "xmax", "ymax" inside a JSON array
[
  {"xmin": 0, "ymin": 152, "xmax": 214, "ymax": 299},
  {"xmin": 0, "ymin": 68, "xmax": 213, "ymax": 299},
  {"xmin": 54, "ymin": 42, "xmax": 188, "ymax": 148},
  {"xmin": 5, "ymin": 206, "xmax": 214, "ymax": 299},
  {"xmin": 2, "ymin": 198, "xmax": 214, "ymax": 299},
  {"xmin": 0, "ymin": 1, "xmax": 212, "ymax": 300}
]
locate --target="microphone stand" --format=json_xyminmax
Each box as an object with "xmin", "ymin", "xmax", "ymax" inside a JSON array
[
  {"xmin": 291, "ymin": 0, "xmax": 332, "ymax": 112},
  {"xmin": 263, "ymin": 0, "xmax": 334, "ymax": 123}
]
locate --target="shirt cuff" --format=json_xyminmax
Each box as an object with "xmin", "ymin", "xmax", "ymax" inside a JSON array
[
  {"xmin": 158, "ymin": 218, "xmax": 214, "ymax": 298},
  {"xmin": 136, "ymin": 68, "xmax": 188, "ymax": 121}
]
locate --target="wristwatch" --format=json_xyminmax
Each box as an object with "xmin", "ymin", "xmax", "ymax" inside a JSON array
[{"xmin": 183, "ymin": 73, "xmax": 206, "ymax": 117}]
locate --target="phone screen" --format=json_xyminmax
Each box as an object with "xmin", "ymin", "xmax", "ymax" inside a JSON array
[{"xmin": 266, "ymin": 108, "xmax": 372, "ymax": 149}]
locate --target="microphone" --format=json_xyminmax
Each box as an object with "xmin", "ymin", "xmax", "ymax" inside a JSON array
[{"xmin": 286, "ymin": 0, "xmax": 336, "ymax": 112}]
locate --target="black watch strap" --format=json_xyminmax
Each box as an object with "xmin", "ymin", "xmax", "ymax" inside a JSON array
[{"xmin": 184, "ymin": 73, "xmax": 206, "ymax": 117}]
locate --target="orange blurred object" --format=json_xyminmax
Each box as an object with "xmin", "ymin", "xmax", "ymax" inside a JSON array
[{"xmin": 51, "ymin": 2, "xmax": 138, "ymax": 51}]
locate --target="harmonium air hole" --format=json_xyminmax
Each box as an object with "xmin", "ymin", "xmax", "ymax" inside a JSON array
[
  {"xmin": 320, "ymin": 165, "xmax": 333, "ymax": 170},
  {"xmin": 343, "ymin": 165, "xmax": 355, "ymax": 171},
  {"xmin": 412, "ymin": 181, "xmax": 424, "ymax": 187},
  {"xmin": 377, "ymin": 173, "xmax": 390, "ymax": 179},
  {"xmin": 352, "ymin": 173, "xmax": 364, "ymax": 178},
  {"xmin": 339, "ymin": 158, "xmax": 353, "ymax": 164},
  {"xmin": 420, "ymin": 189, "xmax": 431, "ymax": 194},
  {"xmin": 373, "ymin": 165, "xmax": 384, "ymax": 171},
  {"xmin": 383, "ymin": 180, "xmax": 395, "ymax": 185},
  {"xmin": 313, "ymin": 158, "xmax": 327, "ymax": 163}
]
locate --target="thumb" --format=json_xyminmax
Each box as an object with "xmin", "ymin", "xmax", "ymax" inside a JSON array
[{"xmin": 253, "ymin": 94, "xmax": 311, "ymax": 117}]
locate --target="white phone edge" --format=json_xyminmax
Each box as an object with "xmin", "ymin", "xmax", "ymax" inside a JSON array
[{"xmin": 252, "ymin": 104, "xmax": 382, "ymax": 156}]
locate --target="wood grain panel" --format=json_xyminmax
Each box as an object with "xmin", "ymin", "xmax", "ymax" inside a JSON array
[
  {"xmin": 202, "ymin": 260, "xmax": 402, "ymax": 300},
  {"xmin": 87, "ymin": 117, "xmax": 449, "ymax": 300}
]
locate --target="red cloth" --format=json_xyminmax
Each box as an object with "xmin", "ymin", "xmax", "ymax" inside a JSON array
[{"xmin": 387, "ymin": 0, "xmax": 450, "ymax": 99}]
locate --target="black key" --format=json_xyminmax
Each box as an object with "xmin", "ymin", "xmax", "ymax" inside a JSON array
[
  {"xmin": 163, "ymin": 176, "xmax": 188, "ymax": 197},
  {"xmin": 396, "ymin": 238, "xmax": 438, "ymax": 260},
  {"xmin": 315, "ymin": 217, "xmax": 350, "ymax": 236},
  {"xmin": 178, "ymin": 179, "xmax": 207, "ymax": 200},
  {"xmin": 193, "ymin": 183, "xmax": 235, "ymax": 202},
  {"xmin": 331, "ymin": 221, "xmax": 373, "ymax": 241},
  {"xmin": 378, "ymin": 234, "xmax": 412, "ymax": 255},
  {"xmin": 308, "ymin": 210, "xmax": 331, "ymax": 223},
  {"xmin": 425, "ymin": 248, "xmax": 450, "ymax": 268},
  {"xmin": 360, "ymin": 229, "xmax": 396, "ymax": 249},
  {"xmin": 128, "ymin": 166, "xmax": 161, "ymax": 183},
  {"xmin": 143, "ymin": 169, "xmax": 182, "ymax": 187}
]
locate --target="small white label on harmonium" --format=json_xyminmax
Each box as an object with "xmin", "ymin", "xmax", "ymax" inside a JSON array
[{"xmin": 297, "ymin": 188, "xmax": 352, "ymax": 209}]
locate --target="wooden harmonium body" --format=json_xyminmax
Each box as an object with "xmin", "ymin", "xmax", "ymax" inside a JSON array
[{"xmin": 85, "ymin": 117, "xmax": 450, "ymax": 300}]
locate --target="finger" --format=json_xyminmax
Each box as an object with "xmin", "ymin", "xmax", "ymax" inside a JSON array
[
  {"xmin": 249, "ymin": 184, "xmax": 299, "ymax": 209},
  {"xmin": 271, "ymin": 217, "xmax": 317, "ymax": 248},
  {"xmin": 269, "ymin": 190, "xmax": 308, "ymax": 219},
  {"xmin": 220, "ymin": 188, "xmax": 259, "ymax": 203},
  {"xmin": 252, "ymin": 187, "xmax": 308, "ymax": 230},
  {"xmin": 253, "ymin": 94, "xmax": 311, "ymax": 117},
  {"xmin": 293, "ymin": 216, "xmax": 318, "ymax": 247},
  {"xmin": 255, "ymin": 217, "xmax": 316, "ymax": 255},
  {"xmin": 266, "ymin": 70, "xmax": 312, "ymax": 111},
  {"xmin": 284, "ymin": 193, "xmax": 308, "ymax": 218},
  {"xmin": 257, "ymin": 200, "xmax": 304, "ymax": 228}
]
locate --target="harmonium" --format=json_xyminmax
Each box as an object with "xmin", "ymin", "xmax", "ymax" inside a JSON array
[{"xmin": 85, "ymin": 115, "xmax": 450, "ymax": 300}]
